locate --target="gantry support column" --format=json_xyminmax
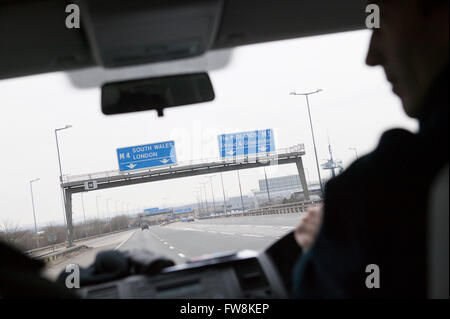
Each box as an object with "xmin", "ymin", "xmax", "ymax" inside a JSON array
[
  {"xmin": 296, "ymin": 158, "xmax": 310, "ymax": 201},
  {"xmin": 64, "ymin": 189, "xmax": 74, "ymax": 247}
]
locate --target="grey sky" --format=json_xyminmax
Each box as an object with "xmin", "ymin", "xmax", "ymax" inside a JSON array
[{"xmin": 0, "ymin": 30, "xmax": 417, "ymax": 229}]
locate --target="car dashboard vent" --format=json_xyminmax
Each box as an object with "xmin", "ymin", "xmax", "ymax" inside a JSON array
[{"xmin": 233, "ymin": 259, "xmax": 270, "ymax": 294}]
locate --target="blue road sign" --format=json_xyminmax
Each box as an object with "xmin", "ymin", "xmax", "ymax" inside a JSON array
[
  {"xmin": 117, "ymin": 141, "xmax": 177, "ymax": 172},
  {"xmin": 144, "ymin": 207, "xmax": 160, "ymax": 214},
  {"xmin": 218, "ymin": 129, "xmax": 275, "ymax": 158},
  {"xmin": 144, "ymin": 207, "xmax": 172, "ymax": 214},
  {"xmin": 174, "ymin": 208, "xmax": 193, "ymax": 214}
]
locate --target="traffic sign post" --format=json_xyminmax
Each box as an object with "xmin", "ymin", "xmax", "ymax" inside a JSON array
[
  {"xmin": 218, "ymin": 129, "xmax": 275, "ymax": 158},
  {"xmin": 117, "ymin": 141, "xmax": 177, "ymax": 172}
]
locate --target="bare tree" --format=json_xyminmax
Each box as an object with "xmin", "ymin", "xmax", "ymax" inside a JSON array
[{"xmin": 0, "ymin": 219, "xmax": 27, "ymax": 247}]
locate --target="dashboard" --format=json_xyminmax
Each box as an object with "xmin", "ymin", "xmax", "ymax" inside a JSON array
[{"xmin": 77, "ymin": 250, "xmax": 289, "ymax": 299}]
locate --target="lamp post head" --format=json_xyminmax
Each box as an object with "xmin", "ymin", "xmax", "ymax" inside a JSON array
[
  {"xmin": 290, "ymin": 89, "xmax": 322, "ymax": 96},
  {"xmin": 55, "ymin": 125, "xmax": 73, "ymax": 132}
]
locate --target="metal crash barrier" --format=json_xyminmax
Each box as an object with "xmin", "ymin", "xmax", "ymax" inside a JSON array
[{"xmin": 198, "ymin": 200, "xmax": 322, "ymax": 220}]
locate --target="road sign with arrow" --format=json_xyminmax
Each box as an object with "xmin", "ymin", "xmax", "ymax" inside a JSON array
[
  {"xmin": 116, "ymin": 141, "xmax": 177, "ymax": 172},
  {"xmin": 218, "ymin": 129, "xmax": 275, "ymax": 158}
]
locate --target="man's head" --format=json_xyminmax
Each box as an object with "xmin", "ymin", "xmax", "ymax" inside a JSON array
[{"xmin": 366, "ymin": 0, "xmax": 449, "ymax": 118}]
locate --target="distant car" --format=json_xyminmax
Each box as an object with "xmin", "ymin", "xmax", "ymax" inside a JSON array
[
  {"xmin": 141, "ymin": 224, "xmax": 149, "ymax": 230},
  {"xmin": 187, "ymin": 216, "xmax": 195, "ymax": 222},
  {"xmin": 181, "ymin": 217, "xmax": 188, "ymax": 222}
]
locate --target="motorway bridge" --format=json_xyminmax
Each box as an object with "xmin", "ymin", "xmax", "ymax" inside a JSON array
[{"xmin": 60, "ymin": 144, "xmax": 310, "ymax": 246}]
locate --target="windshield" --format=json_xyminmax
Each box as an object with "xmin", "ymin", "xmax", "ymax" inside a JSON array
[{"xmin": 0, "ymin": 30, "xmax": 417, "ymax": 279}]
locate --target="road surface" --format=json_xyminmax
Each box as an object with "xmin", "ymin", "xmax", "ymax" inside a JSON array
[
  {"xmin": 43, "ymin": 230, "xmax": 136, "ymax": 280},
  {"xmin": 44, "ymin": 213, "xmax": 302, "ymax": 281}
]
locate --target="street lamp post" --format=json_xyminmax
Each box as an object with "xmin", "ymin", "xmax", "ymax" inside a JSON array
[
  {"xmin": 55, "ymin": 125, "xmax": 72, "ymax": 246},
  {"xmin": 115, "ymin": 200, "xmax": 120, "ymax": 217},
  {"xmin": 290, "ymin": 90, "xmax": 324, "ymax": 195},
  {"xmin": 95, "ymin": 196, "xmax": 101, "ymax": 234},
  {"xmin": 220, "ymin": 172, "xmax": 227, "ymax": 214},
  {"xmin": 106, "ymin": 198, "xmax": 112, "ymax": 232},
  {"xmin": 121, "ymin": 202, "xmax": 127, "ymax": 215},
  {"xmin": 196, "ymin": 196, "xmax": 202, "ymax": 217},
  {"xmin": 206, "ymin": 176, "xmax": 217, "ymax": 215},
  {"xmin": 81, "ymin": 192, "xmax": 88, "ymax": 238},
  {"xmin": 263, "ymin": 167, "xmax": 272, "ymax": 206},
  {"xmin": 29, "ymin": 178, "xmax": 40, "ymax": 248},
  {"xmin": 196, "ymin": 187, "xmax": 206, "ymax": 215},
  {"xmin": 95, "ymin": 196, "xmax": 101, "ymax": 219},
  {"xmin": 199, "ymin": 182, "xmax": 209, "ymax": 215},
  {"xmin": 236, "ymin": 170, "xmax": 245, "ymax": 214},
  {"xmin": 194, "ymin": 190, "xmax": 203, "ymax": 216}
]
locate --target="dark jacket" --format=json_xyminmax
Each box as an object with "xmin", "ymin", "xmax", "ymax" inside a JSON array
[
  {"xmin": 0, "ymin": 240, "xmax": 77, "ymax": 298},
  {"xmin": 293, "ymin": 67, "xmax": 449, "ymax": 298}
]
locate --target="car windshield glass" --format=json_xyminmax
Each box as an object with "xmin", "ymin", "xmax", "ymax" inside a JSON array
[{"xmin": 0, "ymin": 30, "xmax": 417, "ymax": 278}]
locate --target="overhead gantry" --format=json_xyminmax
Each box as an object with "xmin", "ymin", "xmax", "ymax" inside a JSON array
[{"xmin": 60, "ymin": 144, "xmax": 310, "ymax": 246}]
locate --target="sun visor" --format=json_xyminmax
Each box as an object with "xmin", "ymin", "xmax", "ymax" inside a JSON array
[{"xmin": 78, "ymin": 0, "xmax": 223, "ymax": 68}]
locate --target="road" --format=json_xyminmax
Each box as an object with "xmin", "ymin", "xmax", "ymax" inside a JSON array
[
  {"xmin": 44, "ymin": 213, "xmax": 302, "ymax": 281},
  {"xmin": 43, "ymin": 230, "xmax": 136, "ymax": 280}
]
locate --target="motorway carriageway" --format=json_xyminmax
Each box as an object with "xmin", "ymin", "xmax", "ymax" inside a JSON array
[{"xmin": 44, "ymin": 213, "xmax": 302, "ymax": 280}]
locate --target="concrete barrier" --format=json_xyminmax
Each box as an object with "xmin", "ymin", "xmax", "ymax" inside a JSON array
[{"xmin": 198, "ymin": 200, "xmax": 322, "ymax": 220}]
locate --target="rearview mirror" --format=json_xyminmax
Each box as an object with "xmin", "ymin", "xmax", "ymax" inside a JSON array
[{"xmin": 101, "ymin": 72, "xmax": 215, "ymax": 116}]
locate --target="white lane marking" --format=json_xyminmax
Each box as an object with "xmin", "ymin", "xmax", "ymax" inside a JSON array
[
  {"xmin": 114, "ymin": 230, "xmax": 136, "ymax": 250},
  {"xmin": 169, "ymin": 246, "xmax": 174, "ymax": 250},
  {"xmin": 178, "ymin": 253, "xmax": 186, "ymax": 258},
  {"xmin": 281, "ymin": 226, "xmax": 295, "ymax": 229},
  {"xmin": 220, "ymin": 232, "xmax": 235, "ymax": 235},
  {"xmin": 164, "ymin": 242, "xmax": 168, "ymax": 245},
  {"xmin": 168, "ymin": 227, "xmax": 206, "ymax": 232},
  {"xmin": 207, "ymin": 231, "xmax": 217, "ymax": 234},
  {"xmin": 181, "ymin": 228, "xmax": 205, "ymax": 232},
  {"xmin": 255, "ymin": 225, "xmax": 274, "ymax": 228},
  {"xmin": 242, "ymin": 234, "xmax": 265, "ymax": 238}
]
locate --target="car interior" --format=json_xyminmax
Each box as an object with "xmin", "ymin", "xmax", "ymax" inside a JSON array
[{"xmin": 0, "ymin": 0, "xmax": 448, "ymax": 299}]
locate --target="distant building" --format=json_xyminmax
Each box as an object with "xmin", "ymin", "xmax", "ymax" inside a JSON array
[{"xmin": 252, "ymin": 174, "xmax": 321, "ymax": 207}]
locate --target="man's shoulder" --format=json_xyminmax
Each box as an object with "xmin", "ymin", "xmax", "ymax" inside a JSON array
[{"xmin": 327, "ymin": 128, "xmax": 418, "ymax": 187}]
